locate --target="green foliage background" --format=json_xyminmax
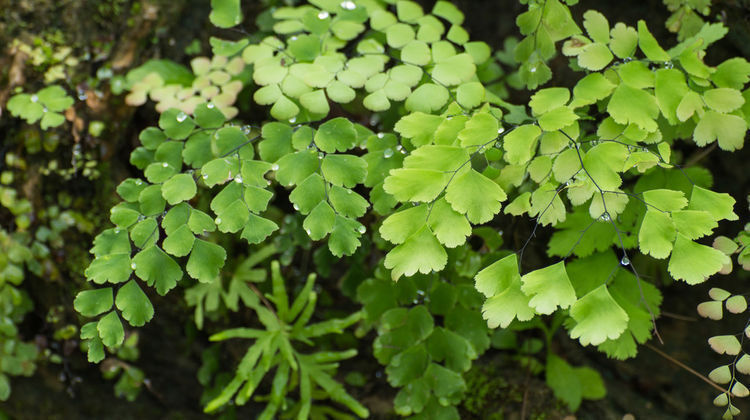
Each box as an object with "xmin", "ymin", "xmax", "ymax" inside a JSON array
[{"xmin": 1, "ymin": 0, "xmax": 749, "ymax": 418}]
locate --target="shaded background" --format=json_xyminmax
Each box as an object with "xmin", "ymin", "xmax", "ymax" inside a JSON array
[{"xmin": 1, "ymin": 0, "xmax": 749, "ymax": 418}]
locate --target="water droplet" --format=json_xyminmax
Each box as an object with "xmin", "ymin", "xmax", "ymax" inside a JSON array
[
  {"xmin": 162, "ymin": 162, "xmax": 169, "ymax": 167},
  {"xmin": 30, "ymin": 94, "xmax": 38, "ymax": 103},
  {"xmin": 135, "ymin": 180, "xmax": 143, "ymax": 185},
  {"xmin": 242, "ymin": 125, "xmax": 252, "ymax": 135},
  {"xmin": 215, "ymin": 217, "xmax": 222, "ymax": 224},
  {"xmin": 395, "ymin": 145, "xmax": 403, "ymax": 151},
  {"xmin": 317, "ymin": 10, "xmax": 329, "ymax": 19},
  {"xmin": 176, "ymin": 111, "xmax": 188, "ymax": 122},
  {"xmin": 207, "ymin": 102, "xmax": 215, "ymax": 109},
  {"xmin": 318, "ymin": 152, "xmax": 324, "ymax": 160},
  {"xmin": 358, "ymin": 226, "xmax": 366, "ymax": 233},
  {"xmin": 114, "ymin": 229, "xmax": 121, "ymax": 233},
  {"xmin": 621, "ymin": 256, "xmax": 630, "ymax": 266},
  {"xmin": 271, "ymin": 164, "xmax": 279, "ymax": 171},
  {"xmin": 497, "ymin": 127, "xmax": 505, "ymax": 134},
  {"xmin": 202, "ymin": 174, "xmax": 209, "ymax": 180},
  {"xmin": 416, "ymin": 289, "xmax": 425, "ymax": 296},
  {"xmin": 346, "ymin": 189, "xmax": 352, "ymax": 194},
  {"xmin": 289, "ymin": 117, "xmax": 297, "ymax": 123},
  {"xmin": 664, "ymin": 61, "xmax": 673, "ymax": 69},
  {"xmin": 77, "ymin": 91, "xmax": 88, "ymax": 100},
  {"xmin": 412, "ymin": 299, "xmax": 419, "ymax": 304},
  {"xmin": 293, "ymin": 203, "xmax": 300, "ymax": 210},
  {"xmin": 340, "ymin": 0, "xmax": 356, "ymax": 10},
  {"xmin": 377, "ymin": 132, "xmax": 384, "ymax": 138},
  {"xmin": 234, "ymin": 175, "xmax": 243, "ymax": 183},
  {"xmin": 529, "ymin": 67, "xmax": 537, "ymax": 73},
  {"xmin": 383, "ymin": 148, "xmax": 393, "ymax": 158},
  {"xmin": 305, "ymin": 228, "xmax": 311, "ymax": 235},
  {"xmin": 130, "ymin": 263, "xmax": 137, "ymax": 270},
  {"xmin": 600, "ymin": 212, "xmax": 611, "ymax": 221}
]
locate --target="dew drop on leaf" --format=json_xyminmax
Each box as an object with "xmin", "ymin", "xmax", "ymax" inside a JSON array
[
  {"xmin": 131, "ymin": 262, "xmax": 137, "ymax": 270},
  {"xmin": 318, "ymin": 153, "xmax": 324, "ymax": 160},
  {"xmin": 202, "ymin": 174, "xmax": 209, "ymax": 180},
  {"xmin": 621, "ymin": 256, "xmax": 630, "ymax": 266},
  {"xmin": 176, "ymin": 111, "xmax": 188, "ymax": 122},
  {"xmin": 318, "ymin": 10, "xmax": 329, "ymax": 19},
  {"xmin": 207, "ymin": 103, "xmax": 215, "ymax": 109},
  {"xmin": 340, "ymin": 0, "xmax": 356, "ymax": 10},
  {"xmin": 30, "ymin": 94, "xmax": 38, "ymax": 103},
  {"xmin": 358, "ymin": 226, "xmax": 366, "ymax": 233},
  {"xmin": 215, "ymin": 217, "xmax": 222, "ymax": 224},
  {"xmin": 383, "ymin": 148, "xmax": 394, "ymax": 158},
  {"xmin": 271, "ymin": 164, "xmax": 279, "ymax": 171},
  {"xmin": 377, "ymin": 133, "xmax": 384, "ymax": 138},
  {"xmin": 234, "ymin": 175, "xmax": 243, "ymax": 183},
  {"xmin": 293, "ymin": 204, "xmax": 299, "ymax": 210},
  {"xmin": 162, "ymin": 162, "xmax": 169, "ymax": 167},
  {"xmin": 600, "ymin": 212, "xmax": 611, "ymax": 221},
  {"xmin": 289, "ymin": 117, "xmax": 297, "ymax": 123},
  {"xmin": 305, "ymin": 228, "xmax": 311, "ymax": 235}
]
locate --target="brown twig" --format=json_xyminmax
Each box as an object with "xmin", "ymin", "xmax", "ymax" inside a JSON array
[
  {"xmin": 660, "ymin": 311, "xmax": 698, "ymax": 322},
  {"xmin": 645, "ymin": 343, "xmax": 726, "ymax": 393},
  {"xmin": 248, "ymin": 282, "xmax": 278, "ymax": 318},
  {"xmin": 685, "ymin": 142, "xmax": 718, "ymax": 167}
]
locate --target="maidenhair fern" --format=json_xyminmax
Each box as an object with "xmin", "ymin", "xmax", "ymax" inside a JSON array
[{"xmin": 72, "ymin": 0, "xmax": 749, "ymax": 417}]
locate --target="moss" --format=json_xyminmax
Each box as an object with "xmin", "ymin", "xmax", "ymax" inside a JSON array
[{"xmin": 460, "ymin": 357, "xmax": 570, "ymax": 420}]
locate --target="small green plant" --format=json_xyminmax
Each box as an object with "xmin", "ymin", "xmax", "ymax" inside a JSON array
[
  {"xmin": 693, "ymin": 195, "xmax": 750, "ymax": 419},
  {"xmin": 6, "ymin": 85, "xmax": 73, "ymax": 129},
  {"xmin": 0, "ymin": 229, "xmax": 37, "ymax": 401},
  {"xmin": 206, "ymin": 261, "xmax": 366, "ymax": 418}
]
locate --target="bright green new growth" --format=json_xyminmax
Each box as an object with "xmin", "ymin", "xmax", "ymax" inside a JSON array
[{"xmin": 69, "ymin": 0, "xmax": 748, "ymax": 417}]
